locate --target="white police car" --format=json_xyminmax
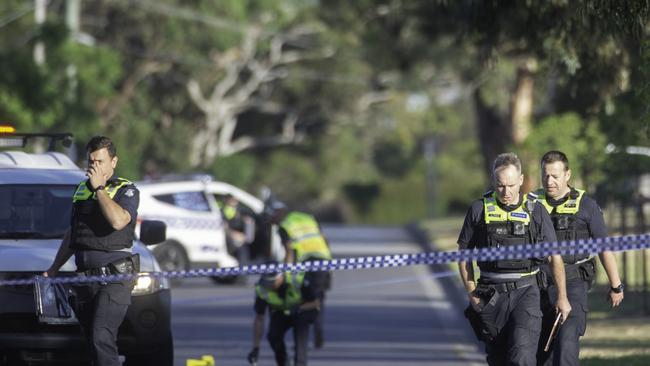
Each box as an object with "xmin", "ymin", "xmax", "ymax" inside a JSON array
[
  {"xmin": 136, "ymin": 177, "xmax": 285, "ymax": 283},
  {"xmin": 0, "ymin": 131, "xmax": 172, "ymax": 366}
]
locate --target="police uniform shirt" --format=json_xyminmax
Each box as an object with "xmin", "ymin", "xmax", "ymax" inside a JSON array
[
  {"xmin": 254, "ymin": 279, "xmax": 317, "ymax": 315},
  {"xmin": 457, "ymin": 195, "xmax": 557, "ymax": 250},
  {"xmin": 73, "ymin": 175, "xmax": 140, "ymax": 270},
  {"xmin": 545, "ymin": 191, "xmax": 607, "ymax": 239}
]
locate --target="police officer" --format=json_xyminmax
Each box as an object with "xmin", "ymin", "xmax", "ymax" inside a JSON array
[
  {"xmin": 45, "ymin": 136, "xmax": 139, "ymax": 366},
  {"xmin": 220, "ymin": 194, "xmax": 255, "ymax": 265},
  {"xmin": 457, "ymin": 152, "xmax": 571, "ymax": 366},
  {"xmin": 268, "ymin": 200, "xmax": 332, "ymax": 349},
  {"xmin": 536, "ymin": 150, "xmax": 623, "ymax": 366},
  {"xmin": 247, "ymin": 258, "xmax": 320, "ymax": 365}
]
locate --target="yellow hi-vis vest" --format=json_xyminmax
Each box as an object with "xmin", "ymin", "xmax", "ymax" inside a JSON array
[
  {"xmin": 255, "ymin": 272, "xmax": 305, "ymax": 312},
  {"xmin": 280, "ymin": 212, "xmax": 332, "ymax": 262},
  {"xmin": 535, "ymin": 188, "xmax": 591, "ymax": 264},
  {"xmin": 481, "ymin": 191, "xmax": 539, "ymax": 273},
  {"xmin": 70, "ymin": 178, "xmax": 136, "ymax": 251}
]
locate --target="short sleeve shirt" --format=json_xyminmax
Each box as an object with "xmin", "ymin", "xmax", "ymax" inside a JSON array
[
  {"xmin": 457, "ymin": 195, "xmax": 557, "ymax": 250},
  {"xmin": 545, "ymin": 192, "xmax": 607, "ymax": 239},
  {"xmin": 74, "ymin": 177, "xmax": 140, "ymax": 270}
]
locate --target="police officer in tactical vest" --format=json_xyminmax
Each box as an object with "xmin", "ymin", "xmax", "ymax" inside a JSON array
[
  {"xmin": 45, "ymin": 136, "xmax": 140, "ymax": 366},
  {"xmin": 536, "ymin": 150, "xmax": 623, "ymax": 366},
  {"xmin": 267, "ymin": 200, "xmax": 332, "ymax": 349},
  {"xmin": 247, "ymin": 252, "xmax": 320, "ymax": 365},
  {"xmin": 457, "ymin": 152, "xmax": 571, "ymax": 366}
]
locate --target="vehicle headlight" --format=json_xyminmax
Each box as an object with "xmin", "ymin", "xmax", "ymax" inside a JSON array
[{"xmin": 131, "ymin": 273, "xmax": 169, "ymax": 296}]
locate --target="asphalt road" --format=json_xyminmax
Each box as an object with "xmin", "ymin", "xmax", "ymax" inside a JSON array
[{"xmin": 171, "ymin": 225, "xmax": 486, "ymax": 366}]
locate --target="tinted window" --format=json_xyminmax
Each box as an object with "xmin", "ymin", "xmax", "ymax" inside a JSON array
[
  {"xmin": 153, "ymin": 191, "xmax": 211, "ymax": 212},
  {"xmin": 0, "ymin": 185, "xmax": 74, "ymax": 239}
]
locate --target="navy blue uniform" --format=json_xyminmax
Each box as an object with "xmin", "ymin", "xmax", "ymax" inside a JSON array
[
  {"xmin": 537, "ymin": 191, "xmax": 606, "ymax": 366},
  {"xmin": 458, "ymin": 196, "xmax": 557, "ymax": 366},
  {"xmin": 71, "ymin": 176, "xmax": 139, "ymax": 366},
  {"xmin": 254, "ymin": 280, "xmax": 318, "ymax": 366}
]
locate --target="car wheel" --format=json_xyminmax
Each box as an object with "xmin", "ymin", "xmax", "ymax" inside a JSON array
[
  {"xmin": 153, "ymin": 241, "xmax": 189, "ymax": 272},
  {"xmin": 123, "ymin": 334, "xmax": 173, "ymax": 366}
]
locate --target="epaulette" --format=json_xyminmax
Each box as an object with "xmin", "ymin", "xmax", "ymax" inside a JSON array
[
  {"xmin": 483, "ymin": 190, "xmax": 494, "ymax": 198},
  {"xmin": 569, "ymin": 187, "xmax": 580, "ymax": 199}
]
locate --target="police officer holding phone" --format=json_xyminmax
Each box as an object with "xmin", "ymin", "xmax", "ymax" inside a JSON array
[
  {"xmin": 457, "ymin": 153, "xmax": 571, "ymax": 366},
  {"xmin": 536, "ymin": 150, "xmax": 623, "ymax": 366},
  {"xmin": 45, "ymin": 136, "xmax": 139, "ymax": 366}
]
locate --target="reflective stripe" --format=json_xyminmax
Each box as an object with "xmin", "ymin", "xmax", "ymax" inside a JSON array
[
  {"xmin": 483, "ymin": 192, "xmax": 531, "ymax": 224},
  {"xmin": 480, "ymin": 269, "xmax": 540, "ymax": 280}
]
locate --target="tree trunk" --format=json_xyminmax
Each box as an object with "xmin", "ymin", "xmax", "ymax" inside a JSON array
[
  {"xmin": 510, "ymin": 58, "xmax": 537, "ymax": 192},
  {"xmin": 473, "ymin": 88, "xmax": 510, "ymax": 179}
]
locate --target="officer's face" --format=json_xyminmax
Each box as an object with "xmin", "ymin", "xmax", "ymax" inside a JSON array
[
  {"xmin": 542, "ymin": 161, "xmax": 571, "ymax": 199},
  {"xmin": 493, "ymin": 165, "xmax": 523, "ymax": 205},
  {"xmin": 87, "ymin": 148, "xmax": 117, "ymax": 178}
]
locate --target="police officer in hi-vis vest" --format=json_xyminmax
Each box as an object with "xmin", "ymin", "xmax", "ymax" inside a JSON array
[
  {"xmin": 45, "ymin": 136, "xmax": 140, "ymax": 366},
  {"xmin": 267, "ymin": 200, "xmax": 332, "ymax": 349},
  {"xmin": 247, "ymin": 253, "xmax": 320, "ymax": 366},
  {"xmin": 457, "ymin": 152, "xmax": 571, "ymax": 366},
  {"xmin": 536, "ymin": 150, "xmax": 623, "ymax": 366}
]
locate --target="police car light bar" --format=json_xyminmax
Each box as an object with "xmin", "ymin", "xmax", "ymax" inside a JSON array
[{"xmin": 0, "ymin": 125, "xmax": 24, "ymax": 147}]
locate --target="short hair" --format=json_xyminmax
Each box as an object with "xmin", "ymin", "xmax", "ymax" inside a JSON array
[
  {"xmin": 492, "ymin": 152, "xmax": 522, "ymax": 175},
  {"xmin": 541, "ymin": 150, "xmax": 569, "ymax": 171},
  {"xmin": 86, "ymin": 136, "xmax": 116, "ymax": 158}
]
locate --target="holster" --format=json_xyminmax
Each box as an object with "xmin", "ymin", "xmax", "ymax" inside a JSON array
[
  {"xmin": 536, "ymin": 269, "xmax": 550, "ymax": 290},
  {"xmin": 579, "ymin": 259, "xmax": 596, "ymax": 289},
  {"xmin": 108, "ymin": 254, "xmax": 140, "ymax": 275},
  {"xmin": 464, "ymin": 305, "xmax": 497, "ymax": 343}
]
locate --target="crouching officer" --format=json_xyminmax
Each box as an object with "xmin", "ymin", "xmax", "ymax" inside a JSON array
[
  {"xmin": 267, "ymin": 201, "xmax": 332, "ymax": 349},
  {"xmin": 536, "ymin": 150, "xmax": 623, "ymax": 366},
  {"xmin": 45, "ymin": 136, "xmax": 139, "ymax": 366},
  {"xmin": 248, "ymin": 268, "xmax": 320, "ymax": 366},
  {"xmin": 457, "ymin": 153, "xmax": 571, "ymax": 366}
]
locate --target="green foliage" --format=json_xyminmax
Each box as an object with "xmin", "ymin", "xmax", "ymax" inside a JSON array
[
  {"xmin": 210, "ymin": 153, "xmax": 258, "ymax": 189},
  {"xmin": 522, "ymin": 113, "xmax": 607, "ymax": 191}
]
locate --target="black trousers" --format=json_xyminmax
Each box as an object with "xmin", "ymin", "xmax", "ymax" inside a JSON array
[
  {"xmin": 72, "ymin": 281, "xmax": 133, "ymax": 366},
  {"xmin": 475, "ymin": 283, "xmax": 542, "ymax": 366},
  {"xmin": 267, "ymin": 309, "xmax": 317, "ymax": 366},
  {"xmin": 537, "ymin": 279, "xmax": 589, "ymax": 366}
]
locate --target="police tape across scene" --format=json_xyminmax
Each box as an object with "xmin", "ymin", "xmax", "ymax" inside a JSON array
[{"xmin": 2, "ymin": 233, "xmax": 648, "ymax": 287}]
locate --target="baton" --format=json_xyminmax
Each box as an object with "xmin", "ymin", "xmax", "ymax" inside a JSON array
[{"xmin": 543, "ymin": 312, "xmax": 563, "ymax": 352}]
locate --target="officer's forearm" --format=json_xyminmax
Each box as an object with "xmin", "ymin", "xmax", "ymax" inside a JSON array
[
  {"xmin": 299, "ymin": 299, "xmax": 320, "ymax": 312},
  {"xmin": 599, "ymin": 251, "xmax": 622, "ymax": 287},
  {"xmin": 49, "ymin": 229, "xmax": 73, "ymax": 272},
  {"xmin": 252, "ymin": 314, "xmax": 264, "ymax": 348},
  {"xmin": 96, "ymin": 190, "xmax": 132, "ymax": 230},
  {"xmin": 458, "ymin": 261, "xmax": 477, "ymax": 295},
  {"xmin": 550, "ymin": 255, "xmax": 568, "ymax": 299}
]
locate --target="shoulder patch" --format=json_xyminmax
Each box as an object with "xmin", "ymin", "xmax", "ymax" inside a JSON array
[{"xmin": 124, "ymin": 188, "xmax": 135, "ymax": 197}]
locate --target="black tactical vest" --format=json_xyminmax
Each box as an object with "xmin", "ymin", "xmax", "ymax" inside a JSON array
[{"xmin": 69, "ymin": 178, "xmax": 136, "ymax": 251}]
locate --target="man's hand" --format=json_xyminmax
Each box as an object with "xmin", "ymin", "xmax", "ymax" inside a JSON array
[
  {"xmin": 608, "ymin": 289, "xmax": 624, "ymax": 308},
  {"xmin": 469, "ymin": 291, "xmax": 482, "ymax": 312},
  {"xmin": 86, "ymin": 161, "xmax": 108, "ymax": 190},
  {"xmin": 555, "ymin": 296, "xmax": 572, "ymax": 324},
  {"xmin": 247, "ymin": 347, "xmax": 259, "ymax": 365}
]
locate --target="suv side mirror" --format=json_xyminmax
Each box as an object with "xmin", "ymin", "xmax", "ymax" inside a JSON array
[{"xmin": 139, "ymin": 220, "xmax": 166, "ymax": 245}]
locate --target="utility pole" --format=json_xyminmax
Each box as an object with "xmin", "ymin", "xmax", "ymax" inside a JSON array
[
  {"xmin": 66, "ymin": 0, "xmax": 81, "ymax": 100},
  {"xmin": 34, "ymin": 0, "xmax": 47, "ymax": 65}
]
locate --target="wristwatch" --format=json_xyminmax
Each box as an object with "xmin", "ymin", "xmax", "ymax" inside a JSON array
[
  {"xmin": 610, "ymin": 283, "xmax": 624, "ymax": 294},
  {"xmin": 94, "ymin": 185, "xmax": 105, "ymax": 192}
]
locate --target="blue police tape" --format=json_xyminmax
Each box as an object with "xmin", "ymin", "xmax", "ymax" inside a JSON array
[{"xmin": 1, "ymin": 233, "xmax": 649, "ymax": 287}]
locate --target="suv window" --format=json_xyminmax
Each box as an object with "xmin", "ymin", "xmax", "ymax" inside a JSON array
[
  {"xmin": 0, "ymin": 185, "xmax": 74, "ymax": 239},
  {"xmin": 153, "ymin": 191, "xmax": 211, "ymax": 212}
]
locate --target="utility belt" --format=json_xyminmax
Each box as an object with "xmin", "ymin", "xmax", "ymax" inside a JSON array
[
  {"xmin": 79, "ymin": 254, "xmax": 140, "ymax": 277},
  {"xmin": 477, "ymin": 273, "xmax": 539, "ymax": 294},
  {"xmin": 564, "ymin": 258, "xmax": 596, "ymax": 282}
]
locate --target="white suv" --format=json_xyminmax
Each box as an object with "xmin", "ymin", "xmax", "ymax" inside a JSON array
[
  {"xmin": 0, "ymin": 133, "xmax": 172, "ymax": 366},
  {"xmin": 137, "ymin": 177, "xmax": 284, "ymax": 283}
]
